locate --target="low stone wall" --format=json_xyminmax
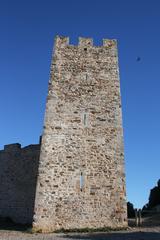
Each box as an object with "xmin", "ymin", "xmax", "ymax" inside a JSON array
[{"xmin": 0, "ymin": 143, "xmax": 40, "ymax": 224}]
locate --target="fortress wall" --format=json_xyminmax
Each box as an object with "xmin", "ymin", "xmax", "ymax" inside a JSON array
[
  {"xmin": 33, "ymin": 36, "xmax": 127, "ymax": 232},
  {"xmin": 0, "ymin": 143, "xmax": 40, "ymax": 224}
]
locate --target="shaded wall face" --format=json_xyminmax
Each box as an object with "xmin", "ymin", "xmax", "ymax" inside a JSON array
[
  {"xmin": 33, "ymin": 37, "xmax": 127, "ymax": 232},
  {"xmin": 0, "ymin": 144, "xmax": 40, "ymax": 224}
]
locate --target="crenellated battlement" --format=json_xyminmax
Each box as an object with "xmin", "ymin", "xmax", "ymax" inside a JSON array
[
  {"xmin": 54, "ymin": 35, "xmax": 117, "ymax": 48},
  {"xmin": 78, "ymin": 37, "xmax": 93, "ymax": 47}
]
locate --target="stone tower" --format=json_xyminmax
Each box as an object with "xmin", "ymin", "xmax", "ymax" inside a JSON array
[{"xmin": 33, "ymin": 36, "xmax": 127, "ymax": 232}]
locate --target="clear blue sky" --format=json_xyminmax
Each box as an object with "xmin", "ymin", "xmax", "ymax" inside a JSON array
[{"xmin": 0, "ymin": 0, "xmax": 160, "ymax": 209}]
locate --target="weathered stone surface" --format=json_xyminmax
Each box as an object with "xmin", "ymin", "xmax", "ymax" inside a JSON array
[
  {"xmin": 33, "ymin": 36, "xmax": 127, "ymax": 232},
  {"xmin": 0, "ymin": 143, "xmax": 40, "ymax": 224}
]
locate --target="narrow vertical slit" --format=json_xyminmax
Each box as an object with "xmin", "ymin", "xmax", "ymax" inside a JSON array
[
  {"xmin": 80, "ymin": 172, "xmax": 84, "ymax": 191},
  {"xmin": 83, "ymin": 113, "xmax": 87, "ymax": 126}
]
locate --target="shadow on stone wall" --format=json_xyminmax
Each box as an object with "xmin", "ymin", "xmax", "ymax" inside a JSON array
[{"xmin": 0, "ymin": 143, "xmax": 40, "ymax": 225}]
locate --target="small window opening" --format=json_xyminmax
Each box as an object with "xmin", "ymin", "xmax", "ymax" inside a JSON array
[
  {"xmin": 84, "ymin": 48, "xmax": 87, "ymax": 51},
  {"xmin": 82, "ymin": 112, "xmax": 89, "ymax": 127},
  {"xmin": 80, "ymin": 172, "xmax": 84, "ymax": 191},
  {"xmin": 83, "ymin": 113, "xmax": 87, "ymax": 126}
]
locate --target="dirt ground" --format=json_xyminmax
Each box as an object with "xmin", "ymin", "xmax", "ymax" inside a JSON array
[
  {"xmin": 0, "ymin": 215, "xmax": 159, "ymax": 240},
  {"xmin": 0, "ymin": 227, "xmax": 159, "ymax": 240}
]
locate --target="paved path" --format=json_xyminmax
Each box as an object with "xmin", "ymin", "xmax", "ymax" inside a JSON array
[{"xmin": 0, "ymin": 227, "xmax": 160, "ymax": 240}]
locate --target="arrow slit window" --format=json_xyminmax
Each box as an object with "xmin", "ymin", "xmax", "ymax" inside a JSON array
[{"xmin": 80, "ymin": 172, "xmax": 84, "ymax": 191}]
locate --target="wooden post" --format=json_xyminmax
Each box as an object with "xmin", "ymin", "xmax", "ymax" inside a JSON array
[
  {"xmin": 135, "ymin": 209, "xmax": 138, "ymax": 227},
  {"xmin": 138, "ymin": 209, "xmax": 142, "ymax": 226}
]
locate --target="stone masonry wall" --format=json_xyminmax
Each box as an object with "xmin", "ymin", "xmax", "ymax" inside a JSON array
[
  {"xmin": 0, "ymin": 143, "xmax": 40, "ymax": 224},
  {"xmin": 33, "ymin": 36, "xmax": 127, "ymax": 232}
]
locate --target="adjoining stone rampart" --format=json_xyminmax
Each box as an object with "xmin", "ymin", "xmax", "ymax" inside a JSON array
[{"xmin": 0, "ymin": 143, "xmax": 40, "ymax": 224}]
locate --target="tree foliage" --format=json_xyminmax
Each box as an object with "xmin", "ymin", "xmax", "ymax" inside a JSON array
[
  {"xmin": 142, "ymin": 179, "xmax": 160, "ymax": 212},
  {"xmin": 127, "ymin": 201, "xmax": 135, "ymax": 218},
  {"xmin": 148, "ymin": 179, "xmax": 160, "ymax": 209}
]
